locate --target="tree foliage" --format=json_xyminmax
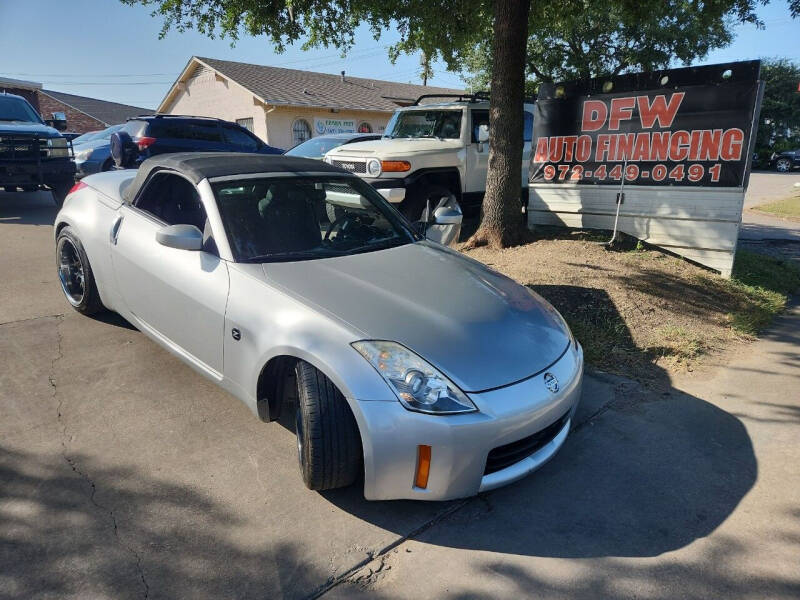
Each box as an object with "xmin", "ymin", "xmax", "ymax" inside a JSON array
[
  {"xmin": 461, "ymin": 0, "xmax": 765, "ymax": 91},
  {"xmin": 756, "ymin": 58, "xmax": 800, "ymax": 153}
]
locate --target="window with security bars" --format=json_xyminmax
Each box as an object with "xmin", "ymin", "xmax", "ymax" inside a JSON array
[
  {"xmin": 236, "ymin": 118, "xmax": 254, "ymax": 132},
  {"xmin": 292, "ymin": 119, "xmax": 311, "ymax": 144}
]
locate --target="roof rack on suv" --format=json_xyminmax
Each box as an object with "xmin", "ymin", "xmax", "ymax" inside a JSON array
[{"xmin": 411, "ymin": 91, "xmax": 490, "ymax": 106}]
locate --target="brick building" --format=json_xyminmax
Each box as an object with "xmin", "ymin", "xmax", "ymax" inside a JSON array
[{"xmin": 0, "ymin": 76, "xmax": 151, "ymax": 133}]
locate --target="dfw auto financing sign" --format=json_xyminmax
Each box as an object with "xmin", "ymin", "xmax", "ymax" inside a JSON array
[{"xmin": 530, "ymin": 62, "xmax": 761, "ymax": 188}]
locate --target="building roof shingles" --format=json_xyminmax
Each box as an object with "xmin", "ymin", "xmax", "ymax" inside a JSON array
[
  {"xmin": 41, "ymin": 89, "xmax": 152, "ymax": 126},
  {"xmin": 196, "ymin": 56, "xmax": 465, "ymax": 112}
]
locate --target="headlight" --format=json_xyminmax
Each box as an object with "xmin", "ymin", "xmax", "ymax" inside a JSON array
[
  {"xmin": 366, "ymin": 158, "xmax": 381, "ymax": 177},
  {"xmin": 47, "ymin": 137, "xmax": 68, "ymax": 149},
  {"xmin": 74, "ymin": 147, "xmax": 93, "ymax": 161},
  {"xmin": 323, "ymin": 155, "xmax": 333, "ymax": 164},
  {"xmin": 352, "ymin": 340, "xmax": 477, "ymax": 414},
  {"xmin": 43, "ymin": 137, "xmax": 69, "ymax": 158}
]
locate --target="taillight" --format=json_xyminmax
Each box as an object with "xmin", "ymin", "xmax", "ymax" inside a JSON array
[
  {"xmin": 68, "ymin": 181, "xmax": 87, "ymax": 195},
  {"xmin": 136, "ymin": 136, "xmax": 156, "ymax": 150}
]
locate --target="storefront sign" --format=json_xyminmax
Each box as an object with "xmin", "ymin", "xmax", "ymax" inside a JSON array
[
  {"xmin": 527, "ymin": 61, "xmax": 764, "ymax": 277},
  {"xmin": 530, "ymin": 63, "xmax": 761, "ymax": 187},
  {"xmin": 314, "ymin": 118, "xmax": 356, "ymax": 135}
]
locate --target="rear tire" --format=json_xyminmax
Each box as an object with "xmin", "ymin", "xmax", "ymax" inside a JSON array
[
  {"xmin": 56, "ymin": 226, "xmax": 103, "ymax": 315},
  {"xmin": 294, "ymin": 360, "xmax": 362, "ymax": 491},
  {"xmin": 775, "ymin": 158, "xmax": 792, "ymax": 173}
]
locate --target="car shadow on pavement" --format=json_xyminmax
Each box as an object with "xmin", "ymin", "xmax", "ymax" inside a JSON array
[
  {"xmin": 0, "ymin": 192, "xmax": 59, "ymax": 226},
  {"xmin": 0, "ymin": 445, "xmax": 390, "ymax": 600},
  {"xmin": 90, "ymin": 309, "xmax": 137, "ymax": 330}
]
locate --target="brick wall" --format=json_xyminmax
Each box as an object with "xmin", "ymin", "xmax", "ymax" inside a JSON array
[{"xmin": 36, "ymin": 92, "xmax": 106, "ymax": 134}]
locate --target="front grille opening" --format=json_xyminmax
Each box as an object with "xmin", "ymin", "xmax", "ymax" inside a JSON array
[
  {"xmin": 484, "ymin": 410, "xmax": 570, "ymax": 475},
  {"xmin": 332, "ymin": 159, "xmax": 366, "ymax": 173}
]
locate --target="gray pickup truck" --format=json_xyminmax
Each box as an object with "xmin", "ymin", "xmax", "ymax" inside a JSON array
[{"xmin": 0, "ymin": 92, "xmax": 76, "ymax": 206}]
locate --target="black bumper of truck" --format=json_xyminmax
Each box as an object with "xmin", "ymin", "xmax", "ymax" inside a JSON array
[{"xmin": 0, "ymin": 159, "xmax": 75, "ymax": 187}]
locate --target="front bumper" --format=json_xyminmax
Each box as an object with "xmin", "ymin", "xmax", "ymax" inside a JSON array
[
  {"xmin": 366, "ymin": 178, "xmax": 406, "ymax": 203},
  {"xmin": 355, "ymin": 341, "xmax": 584, "ymax": 501},
  {"xmin": 0, "ymin": 158, "xmax": 75, "ymax": 186}
]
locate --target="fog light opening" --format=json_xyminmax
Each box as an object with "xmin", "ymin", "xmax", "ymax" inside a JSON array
[{"xmin": 414, "ymin": 445, "xmax": 431, "ymax": 489}]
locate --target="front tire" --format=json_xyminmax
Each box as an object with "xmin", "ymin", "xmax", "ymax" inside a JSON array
[
  {"xmin": 56, "ymin": 226, "xmax": 103, "ymax": 315},
  {"xmin": 294, "ymin": 360, "xmax": 362, "ymax": 491},
  {"xmin": 402, "ymin": 184, "xmax": 455, "ymax": 223},
  {"xmin": 775, "ymin": 158, "xmax": 792, "ymax": 173}
]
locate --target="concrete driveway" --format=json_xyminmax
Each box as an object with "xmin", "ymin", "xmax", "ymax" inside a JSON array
[
  {"xmin": 740, "ymin": 171, "xmax": 800, "ymax": 242},
  {"xmin": 1, "ymin": 189, "xmax": 799, "ymax": 599}
]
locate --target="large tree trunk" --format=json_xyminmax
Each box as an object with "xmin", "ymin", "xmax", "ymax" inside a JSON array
[{"xmin": 466, "ymin": 0, "xmax": 531, "ymax": 249}]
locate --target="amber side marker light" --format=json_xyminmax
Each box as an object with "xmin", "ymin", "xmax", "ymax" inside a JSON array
[
  {"xmin": 381, "ymin": 160, "xmax": 411, "ymax": 172},
  {"xmin": 415, "ymin": 445, "xmax": 432, "ymax": 489}
]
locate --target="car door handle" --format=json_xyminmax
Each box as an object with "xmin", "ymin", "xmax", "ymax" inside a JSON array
[{"xmin": 110, "ymin": 216, "xmax": 123, "ymax": 245}]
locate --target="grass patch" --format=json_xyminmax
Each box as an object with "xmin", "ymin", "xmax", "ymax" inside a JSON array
[
  {"xmin": 753, "ymin": 191, "xmax": 800, "ymax": 220},
  {"xmin": 723, "ymin": 250, "xmax": 800, "ymax": 335}
]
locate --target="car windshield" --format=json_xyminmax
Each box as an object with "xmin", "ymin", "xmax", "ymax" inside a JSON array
[
  {"xmin": 71, "ymin": 131, "xmax": 100, "ymax": 144},
  {"xmin": 384, "ymin": 110, "xmax": 462, "ymax": 139},
  {"xmin": 285, "ymin": 137, "xmax": 348, "ymax": 158},
  {"xmin": 213, "ymin": 176, "xmax": 417, "ymax": 262},
  {"xmin": 0, "ymin": 96, "xmax": 42, "ymax": 123},
  {"xmin": 72, "ymin": 124, "xmax": 123, "ymax": 144}
]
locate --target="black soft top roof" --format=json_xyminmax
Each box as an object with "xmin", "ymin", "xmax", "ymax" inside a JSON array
[{"xmin": 123, "ymin": 152, "xmax": 349, "ymax": 203}]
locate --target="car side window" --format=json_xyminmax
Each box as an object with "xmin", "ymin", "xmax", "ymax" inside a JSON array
[
  {"xmin": 134, "ymin": 173, "xmax": 208, "ymax": 233},
  {"xmin": 148, "ymin": 121, "xmax": 223, "ymax": 142},
  {"xmin": 471, "ymin": 110, "xmax": 490, "ymax": 143},
  {"xmin": 523, "ymin": 111, "xmax": 534, "ymax": 142},
  {"xmin": 223, "ymin": 125, "xmax": 261, "ymax": 150}
]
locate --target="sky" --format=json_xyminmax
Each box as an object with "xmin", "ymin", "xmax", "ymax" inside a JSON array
[{"xmin": 0, "ymin": 0, "xmax": 797, "ymax": 110}]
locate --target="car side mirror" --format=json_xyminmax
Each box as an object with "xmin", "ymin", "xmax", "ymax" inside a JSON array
[
  {"xmin": 156, "ymin": 224, "xmax": 203, "ymax": 251},
  {"xmin": 433, "ymin": 206, "xmax": 463, "ymax": 225},
  {"xmin": 477, "ymin": 124, "xmax": 490, "ymax": 143}
]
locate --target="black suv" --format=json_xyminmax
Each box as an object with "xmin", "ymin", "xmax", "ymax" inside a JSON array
[
  {"xmin": 111, "ymin": 115, "xmax": 283, "ymax": 168},
  {"xmin": 0, "ymin": 93, "xmax": 76, "ymax": 206}
]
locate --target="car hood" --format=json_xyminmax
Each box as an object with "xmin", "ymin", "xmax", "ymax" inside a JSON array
[
  {"xmin": 0, "ymin": 120, "xmax": 60, "ymax": 137},
  {"xmin": 262, "ymin": 242, "xmax": 571, "ymax": 392},
  {"xmin": 327, "ymin": 138, "xmax": 462, "ymax": 156}
]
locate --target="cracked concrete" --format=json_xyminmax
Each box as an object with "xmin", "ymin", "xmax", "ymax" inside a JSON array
[{"xmin": 48, "ymin": 315, "xmax": 150, "ymax": 600}]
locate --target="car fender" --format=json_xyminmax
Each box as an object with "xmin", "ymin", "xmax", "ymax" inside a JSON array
[{"xmin": 223, "ymin": 264, "xmax": 396, "ymax": 419}]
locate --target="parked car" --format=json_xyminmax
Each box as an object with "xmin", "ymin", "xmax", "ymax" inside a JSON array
[
  {"xmin": 770, "ymin": 149, "xmax": 800, "ymax": 173},
  {"xmin": 285, "ymin": 132, "xmax": 382, "ymax": 160},
  {"xmin": 73, "ymin": 124, "xmax": 125, "ymax": 178},
  {"xmin": 54, "ymin": 152, "xmax": 583, "ymax": 501},
  {"xmin": 324, "ymin": 92, "xmax": 535, "ymax": 222},
  {"xmin": 0, "ymin": 92, "xmax": 75, "ymax": 206},
  {"xmin": 110, "ymin": 115, "xmax": 283, "ymax": 168}
]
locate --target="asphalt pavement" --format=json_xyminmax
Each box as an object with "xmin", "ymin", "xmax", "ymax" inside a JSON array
[{"xmin": 1, "ymin": 186, "xmax": 799, "ymax": 600}]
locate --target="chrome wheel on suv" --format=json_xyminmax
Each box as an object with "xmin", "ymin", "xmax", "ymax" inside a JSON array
[{"xmin": 776, "ymin": 158, "xmax": 792, "ymax": 173}]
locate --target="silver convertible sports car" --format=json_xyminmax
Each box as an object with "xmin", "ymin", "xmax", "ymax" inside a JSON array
[{"xmin": 54, "ymin": 153, "xmax": 583, "ymax": 501}]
